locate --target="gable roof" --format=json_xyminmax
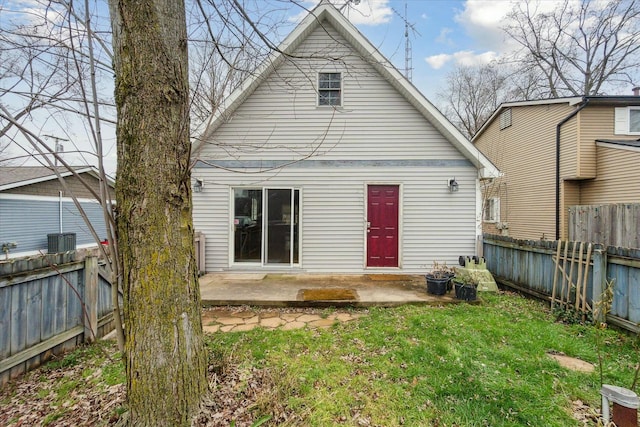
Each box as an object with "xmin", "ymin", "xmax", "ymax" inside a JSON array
[
  {"xmin": 194, "ymin": 1, "xmax": 499, "ymax": 179},
  {"xmin": 473, "ymin": 95, "xmax": 640, "ymax": 141},
  {"xmin": 0, "ymin": 165, "xmax": 114, "ymax": 191}
]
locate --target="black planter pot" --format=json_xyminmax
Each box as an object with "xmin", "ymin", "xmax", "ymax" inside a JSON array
[
  {"xmin": 426, "ymin": 275, "xmax": 451, "ymax": 295},
  {"xmin": 454, "ymin": 282, "xmax": 477, "ymax": 301}
]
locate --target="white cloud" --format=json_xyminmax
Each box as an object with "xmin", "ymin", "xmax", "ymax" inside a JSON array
[
  {"xmin": 423, "ymin": 0, "xmax": 561, "ymax": 72},
  {"xmin": 343, "ymin": 0, "xmax": 393, "ymax": 25},
  {"xmin": 436, "ymin": 27, "xmax": 454, "ymax": 46},
  {"xmin": 425, "ymin": 50, "xmax": 498, "ymax": 70},
  {"xmin": 425, "ymin": 54, "xmax": 452, "ymax": 70},
  {"xmin": 454, "ymin": 0, "xmax": 562, "ymax": 52},
  {"xmin": 290, "ymin": 0, "xmax": 392, "ymax": 25},
  {"xmin": 454, "ymin": 0, "xmax": 514, "ymax": 51},
  {"xmin": 452, "ymin": 50, "xmax": 498, "ymax": 66}
]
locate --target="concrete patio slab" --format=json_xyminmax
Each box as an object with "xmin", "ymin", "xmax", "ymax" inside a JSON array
[{"xmin": 198, "ymin": 272, "xmax": 465, "ymax": 307}]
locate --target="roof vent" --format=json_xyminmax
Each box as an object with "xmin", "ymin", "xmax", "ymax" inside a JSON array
[{"xmin": 633, "ymin": 86, "xmax": 639, "ymax": 96}]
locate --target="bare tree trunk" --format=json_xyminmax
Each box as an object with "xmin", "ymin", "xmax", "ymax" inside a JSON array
[{"xmin": 108, "ymin": 1, "xmax": 207, "ymax": 425}]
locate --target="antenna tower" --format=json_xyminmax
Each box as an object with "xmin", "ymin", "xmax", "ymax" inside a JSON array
[
  {"xmin": 392, "ymin": 2, "xmax": 420, "ymax": 82},
  {"xmin": 44, "ymin": 135, "xmax": 68, "ymax": 166}
]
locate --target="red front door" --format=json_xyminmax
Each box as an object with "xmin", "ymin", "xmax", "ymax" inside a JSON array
[{"xmin": 367, "ymin": 185, "xmax": 399, "ymax": 267}]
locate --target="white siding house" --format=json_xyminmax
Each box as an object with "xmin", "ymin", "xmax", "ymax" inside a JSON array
[{"xmin": 192, "ymin": 1, "xmax": 499, "ymax": 274}]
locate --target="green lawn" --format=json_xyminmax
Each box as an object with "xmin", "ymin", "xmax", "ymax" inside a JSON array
[
  {"xmin": 208, "ymin": 293, "xmax": 639, "ymax": 426},
  {"xmin": 3, "ymin": 292, "xmax": 637, "ymax": 426}
]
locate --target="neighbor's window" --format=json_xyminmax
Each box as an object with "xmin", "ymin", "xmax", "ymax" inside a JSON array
[
  {"xmin": 615, "ymin": 107, "xmax": 640, "ymax": 135},
  {"xmin": 483, "ymin": 198, "xmax": 500, "ymax": 223},
  {"xmin": 318, "ymin": 72, "xmax": 341, "ymax": 106},
  {"xmin": 499, "ymin": 109, "xmax": 512, "ymax": 130},
  {"xmin": 630, "ymin": 108, "xmax": 640, "ymax": 133}
]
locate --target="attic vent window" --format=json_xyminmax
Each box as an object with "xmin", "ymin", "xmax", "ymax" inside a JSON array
[
  {"xmin": 318, "ymin": 72, "xmax": 341, "ymax": 106},
  {"xmin": 499, "ymin": 108, "xmax": 512, "ymax": 130}
]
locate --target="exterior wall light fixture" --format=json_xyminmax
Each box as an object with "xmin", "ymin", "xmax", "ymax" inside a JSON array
[
  {"xmin": 193, "ymin": 178, "xmax": 204, "ymax": 193},
  {"xmin": 448, "ymin": 178, "xmax": 459, "ymax": 193}
]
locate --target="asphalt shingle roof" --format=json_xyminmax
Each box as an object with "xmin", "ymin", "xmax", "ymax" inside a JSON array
[{"xmin": 0, "ymin": 165, "xmax": 93, "ymax": 188}]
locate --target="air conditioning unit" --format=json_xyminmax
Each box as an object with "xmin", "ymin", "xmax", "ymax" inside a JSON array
[{"xmin": 47, "ymin": 233, "xmax": 77, "ymax": 253}]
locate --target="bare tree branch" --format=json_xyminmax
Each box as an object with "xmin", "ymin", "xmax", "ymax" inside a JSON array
[{"xmin": 503, "ymin": 0, "xmax": 640, "ymax": 97}]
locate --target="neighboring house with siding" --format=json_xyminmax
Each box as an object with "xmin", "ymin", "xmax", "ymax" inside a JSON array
[
  {"xmin": 0, "ymin": 166, "xmax": 114, "ymax": 258},
  {"xmin": 472, "ymin": 94, "xmax": 640, "ymax": 241},
  {"xmin": 191, "ymin": 1, "xmax": 499, "ymax": 274}
]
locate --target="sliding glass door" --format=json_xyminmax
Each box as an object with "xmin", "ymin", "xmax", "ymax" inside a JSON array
[
  {"xmin": 233, "ymin": 189, "xmax": 262, "ymax": 262},
  {"xmin": 233, "ymin": 188, "xmax": 299, "ymax": 266}
]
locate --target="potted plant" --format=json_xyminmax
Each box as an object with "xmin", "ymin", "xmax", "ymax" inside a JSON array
[
  {"xmin": 425, "ymin": 262, "xmax": 454, "ymax": 295},
  {"xmin": 452, "ymin": 270, "xmax": 479, "ymax": 301}
]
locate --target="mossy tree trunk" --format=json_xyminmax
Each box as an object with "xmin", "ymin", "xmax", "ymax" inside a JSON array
[{"xmin": 108, "ymin": 1, "xmax": 207, "ymax": 425}]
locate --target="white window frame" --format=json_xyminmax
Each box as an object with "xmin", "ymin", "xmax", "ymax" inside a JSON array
[
  {"xmin": 615, "ymin": 106, "xmax": 640, "ymax": 135},
  {"xmin": 318, "ymin": 72, "xmax": 342, "ymax": 107},
  {"xmin": 629, "ymin": 107, "xmax": 640, "ymax": 134},
  {"xmin": 483, "ymin": 197, "xmax": 500, "ymax": 223}
]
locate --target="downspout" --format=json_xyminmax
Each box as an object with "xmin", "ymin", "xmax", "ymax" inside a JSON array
[{"xmin": 555, "ymin": 98, "xmax": 589, "ymax": 240}]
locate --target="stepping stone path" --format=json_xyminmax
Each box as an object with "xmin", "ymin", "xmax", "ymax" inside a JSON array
[{"xmin": 202, "ymin": 307, "xmax": 366, "ymax": 333}]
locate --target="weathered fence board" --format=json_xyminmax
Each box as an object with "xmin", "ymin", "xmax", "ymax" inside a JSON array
[
  {"xmin": 53, "ymin": 275, "xmax": 67, "ymax": 336},
  {"xmin": 630, "ymin": 273, "xmax": 640, "ymax": 324},
  {"xmin": 0, "ymin": 287, "xmax": 10, "ymax": 359},
  {"xmin": 484, "ymin": 234, "xmax": 640, "ymax": 333},
  {"xmin": 26, "ymin": 280, "xmax": 42, "ymax": 349},
  {"xmin": 67, "ymin": 273, "xmax": 83, "ymax": 330},
  {"xmin": 569, "ymin": 204, "xmax": 640, "ymax": 249},
  {"xmin": 98, "ymin": 275, "xmax": 112, "ymax": 318},
  {"xmin": 10, "ymin": 283, "xmax": 27, "ymax": 356},
  {"xmin": 0, "ymin": 253, "xmax": 116, "ymax": 386}
]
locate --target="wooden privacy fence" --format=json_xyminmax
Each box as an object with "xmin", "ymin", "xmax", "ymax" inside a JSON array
[
  {"xmin": 483, "ymin": 234, "xmax": 640, "ymax": 334},
  {"xmin": 569, "ymin": 203, "xmax": 640, "ymax": 249},
  {"xmin": 551, "ymin": 241, "xmax": 593, "ymax": 319},
  {"xmin": 0, "ymin": 253, "xmax": 116, "ymax": 387}
]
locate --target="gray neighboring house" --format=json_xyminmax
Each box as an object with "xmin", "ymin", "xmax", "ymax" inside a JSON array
[
  {"xmin": 191, "ymin": 1, "xmax": 499, "ymax": 274},
  {"xmin": 0, "ymin": 166, "xmax": 114, "ymax": 258}
]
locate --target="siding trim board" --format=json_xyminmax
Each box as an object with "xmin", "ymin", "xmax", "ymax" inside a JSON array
[{"xmin": 196, "ymin": 159, "xmax": 473, "ymax": 169}]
